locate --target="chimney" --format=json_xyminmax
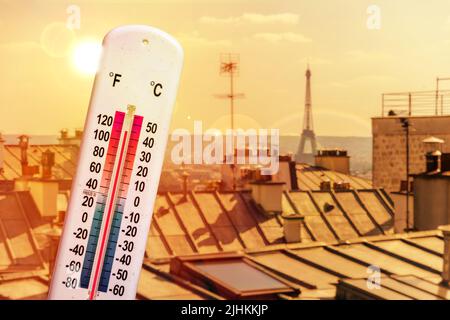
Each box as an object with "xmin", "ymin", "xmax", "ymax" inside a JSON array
[
  {"xmin": 41, "ymin": 149, "xmax": 55, "ymax": 179},
  {"xmin": 18, "ymin": 134, "xmax": 29, "ymax": 174},
  {"xmin": 18, "ymin": 134, "xmax": 39, "ymax": 177},
  {"xmin": 250, "ymin": 180, "xmax": 285, "ymax": 215},
  {"xmin": 181, "ymin": 170, "xmax": 189, "ymax": 199},
  {"xmin": 55, "ymin": 209, "xmax": 66, "ymax": 227},
  {"xmin": 423, "ymin": 136, "xmax": 444, "ymax": 173},
  {"xmin": 315, "ymin": 149, "xmax": 350, "ymax": 174},
  {"xmin": 282, "ymin": 213, "xmax": 304, "ymax": 243},
  {"xmin": 439, "ymin": 225, "xmax": 450, "ymax": 287},
  {"xmin": 272, "ymin": 154, "xmax": 299, "ymax": 191},
  {"xmin": 320, "ymin": 180, "xmax": 331, "ymax": 191},
  {"xmin": 333, "ymin": 181, "xmax": 351, "ymax": 191},
  {"xmin": 75, "ymin": 129, "xmax": 83, "ymax": 139},
  {"xmin": 29, "ymin": 180, "xmax": 59, "ymax": 217},
  {"xmin": 60, "ymin": 129, "xmax": 68, "ymax": 139},
  {"xmin": 425, "ymin": 150, "xmax": 442, "ymax": 173}
]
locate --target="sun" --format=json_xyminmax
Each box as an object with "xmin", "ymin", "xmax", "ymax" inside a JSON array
[{"xmin": 72, "ymin": 41, "xmax": 102, "ymax": 75}]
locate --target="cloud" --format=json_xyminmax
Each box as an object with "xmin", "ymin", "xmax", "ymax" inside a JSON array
[
  {"xmin": 177, "ymin": 32, "xmax": 231, "ymax": 47},
  {"xmin": 253, "ymin": 32, "xmax": 311, "ymax": 43},
  {"xmin": 345, "ymin": 50, "xmax": 392, "ymax": 61},
  {"xmin": 200, "ymin": 13, "xmax": 299, "ymax": 25}
]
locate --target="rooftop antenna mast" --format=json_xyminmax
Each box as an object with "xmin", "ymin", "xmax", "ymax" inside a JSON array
[
  {"xmin": 216, "ymin": 53, "xmax": 244, "ymax": 191},
  {"xmin": 216, "ymin": 53, "xmax": 244, "ymax": 133}
]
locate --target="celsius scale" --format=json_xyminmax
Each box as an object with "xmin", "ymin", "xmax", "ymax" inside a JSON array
[{"xmin": 48, "ymin": 25, "xmax": 183, "ymax": 299}]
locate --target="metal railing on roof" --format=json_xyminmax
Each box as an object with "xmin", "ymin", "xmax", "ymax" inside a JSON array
[{"xmin": 381, "ymin": 90, "xmax": 450, "ymax": 117}]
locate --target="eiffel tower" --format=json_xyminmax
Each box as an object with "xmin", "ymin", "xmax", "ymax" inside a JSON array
[{"xmin": 295, "ymin": 66, "xmax": 317, "ymax": 164}]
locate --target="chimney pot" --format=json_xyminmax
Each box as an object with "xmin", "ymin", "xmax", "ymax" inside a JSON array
[
  {"xmin": 75, "ymin": 129, "xmax": 83, "ymax": 139},
  {"xmin": 60, "ymin": 129, "xmax": 68, "ymax": 139},
  {"xmin": 18, "ymin": 134, "xmax": 39, "ymax": 177},
  {"xmin": 425, "ymin": 151, "xmax": 442, "ymax": 173},
  {"xmin": 320, "ymin": 180, "xmax": 331, "ymax": 191},
  {"xmin": 181, "ymin": 171, "xmax": 189, "ymax": 199},
  {"xmin": 333, "ymin": 181, "xmax": 350, "ymax": 191},
  {"xmin": 55, "ymin": 210, "xmax": 66, "ymax": 227},
  {"xmin": 423, "ymin": 136, "xmax": 445, "ymax": 173},
  {"xmin": 41, "ymin": 149, "xmax": 55, "ymax": 179},
  {"xmin": 18, "ymin": 134, "xmax": 29, "ymax": 164},
  {"xmin": 282, "ymin": 213, "xmax": 304, "ymax": 243}
]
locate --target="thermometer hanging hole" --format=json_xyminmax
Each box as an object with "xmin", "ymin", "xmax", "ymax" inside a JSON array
[{"xmin": 142, "ymin": 39, "xmax": 149, "ymax": 46}]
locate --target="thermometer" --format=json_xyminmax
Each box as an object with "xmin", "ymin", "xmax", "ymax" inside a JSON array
[{"xmin": 48, "ymin": 25, "xmax": 183, "ymax": 299}]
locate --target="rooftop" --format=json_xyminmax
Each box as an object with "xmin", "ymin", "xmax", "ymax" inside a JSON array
[
  {"xmin": 1, "ymin": 229, "xmax": 447, "ymax": 300},
  {"xmin": 0, "ymin": 142, "xmax": 402, "ymax": 300},
  {"xmin": 142, "ymin": 229, "xmax": 449, "ymax": 300},
  {"xmin": 295, "ymin": 163, "xmax": 371, "ymax": 190},
  {"xmin": 1, "ymin": 144, "xmax": 372, "ymax": 190},
  {"xmin": 0, "ymin": 144, "xmax": 77, "ymax": 181},
  {"xmin": 0, "ymin": 191, "xmax": 46, "ymax": 273},
  {"xmin": 146, "ymin": 188, "xmax": 394, "ymax": 258},
  {"xmin": 0, "ymin": 184, "xmax": 397, "ymax": 300}
]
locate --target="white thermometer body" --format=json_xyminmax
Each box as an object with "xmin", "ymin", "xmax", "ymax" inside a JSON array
[{"xmin": 48, "ymin": 25, "xmax": 183, "ymax": 300}]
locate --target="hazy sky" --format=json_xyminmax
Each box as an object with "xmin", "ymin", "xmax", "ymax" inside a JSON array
[{"xmin": 2, "ymin": 0, "xmax": 450, "ymax": 137}]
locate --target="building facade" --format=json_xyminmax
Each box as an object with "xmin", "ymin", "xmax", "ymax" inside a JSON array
[{"xmin": 372, "ymin": 115, "xmax": 450, "ymax": 192}]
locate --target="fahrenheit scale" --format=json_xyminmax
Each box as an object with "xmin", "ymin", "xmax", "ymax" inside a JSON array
[{"xmin": 48, "ymin": 25, "xmax": 183, "ymax": 299}]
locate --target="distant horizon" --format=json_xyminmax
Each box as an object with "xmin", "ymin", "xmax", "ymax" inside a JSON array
[
  {"xmin": 0, "ymin": 132, "xmax": 373, "ymax": 174},
  {"xmin": 0, "ymin": 132, "xmax": 373, "ymax": 142}
]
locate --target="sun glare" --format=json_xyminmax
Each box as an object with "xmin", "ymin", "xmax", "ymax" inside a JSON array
[{"xmin": 72, "ymin": 41, "xmax": 102, "ymax": 75}]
